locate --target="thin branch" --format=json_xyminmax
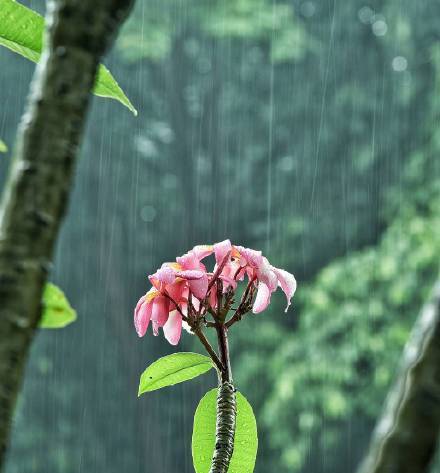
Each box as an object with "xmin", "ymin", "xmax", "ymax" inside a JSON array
[
  {"xmin": 165, "ymin": 291, "xmax": 222, "ymax": 372},
  {"xmin": 216, "ymin": 324, "xmax": 232, "ymax": 384},
  {"xmin": 193, "ymin": 327, "xmax": 223, "ymax": 374},
  {"xmin": 226, "ymin": 278, "xmax": 255, "ymax": 328},
  {"xmin": 163, "ymin": 293, "xmax": 188, "ymax": 322}
]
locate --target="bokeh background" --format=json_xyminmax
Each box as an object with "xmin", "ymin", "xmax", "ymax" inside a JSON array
[{"xmin": 1, "ymin": 0, "xmax": 440, "ymax": 472}]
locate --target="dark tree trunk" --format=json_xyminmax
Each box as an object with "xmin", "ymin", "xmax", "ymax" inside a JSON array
[
  {"xmin": 358, "ymin": 281, "xmax": 440, "ymax": 473},
  {"xmin": 0, "ymin": 0, "xmax": 134, "ymax": 467}
]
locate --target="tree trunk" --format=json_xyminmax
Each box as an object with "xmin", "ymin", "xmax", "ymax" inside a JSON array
[
  {"xmin": 0, "ymin": 0, "xmax": 134, "ymax": 467},
  {"xmin": 357, "ymin": 281, "xmax": 440, "ymax": 473}
]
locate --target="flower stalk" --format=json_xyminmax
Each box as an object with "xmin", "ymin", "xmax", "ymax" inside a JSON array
[
  {"xmin": 210, "ymin": 381, "xmax": 236, "ymax": 473},
  {"xmin": 208, "ymin": 321, "xmax": 236, "ymax": 473}
]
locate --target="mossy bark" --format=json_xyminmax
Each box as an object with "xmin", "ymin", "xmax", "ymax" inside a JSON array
[
  {"xmin": 358, "ymin": 281, "xmax": 440, "ymax": 473},
  {"xmin": 0, "ymin": 0, "xmax": 134, "ymax": 467}
]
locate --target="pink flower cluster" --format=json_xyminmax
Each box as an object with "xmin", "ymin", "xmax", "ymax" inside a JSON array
[{"xmin": 134, "ymin": 240, "xmax": 296, "ymax": 345}]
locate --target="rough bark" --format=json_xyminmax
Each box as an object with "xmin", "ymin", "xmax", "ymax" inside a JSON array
[
  {"xmin": 357, "ymin": 281, "xmax": 440, "ymax": 473},
  {"xmin": 0, "ymin": 0, "xmax": 134, "ymax": 467},
  {"xmin": 210, "ymin": 382, "xmax": 236, "ymax": 473},
  {"xmin": 209, "ymin": 325, "xmax": 236, "ymax": 473}
]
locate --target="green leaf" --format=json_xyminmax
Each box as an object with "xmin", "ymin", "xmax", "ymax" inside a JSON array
[
  {"xmin": 192, "ymin": 389, "xmax": 258, "ymax": 473},
  {"xmin": 138, "ymin": 352, "xmax": 214, "ymax": 396},
  {"xmin": 0, "ymin": 139, "xmax": 7, "ymax": 153},
  {"xmin": 40, "ymin": 283, "xmax": 77, "ymax": 328},
  {"xmin": 0, "ymin": 0, "xmax": 137, "ymax": 115}
]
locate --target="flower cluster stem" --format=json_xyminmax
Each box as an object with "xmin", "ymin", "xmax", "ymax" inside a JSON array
[
  {"xmin": 209, "ymin": 381, "xmax": 236, "ymax": 473},
  {"xmin": 216, "ymin": 324, "xmax": 232, "ymax": 384},
  {"xmin": 208, "ymin": 324, "xmax": 236, "ymax": 473}
]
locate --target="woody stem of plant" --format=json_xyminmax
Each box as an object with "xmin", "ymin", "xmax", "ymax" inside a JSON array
[
  {"xmin": 193, "ymin": 328, "xmax": 223, "ymax": 374},
  {"xmin": 209, "ymin": 321, "xmax": 236, "ymax": 473}
]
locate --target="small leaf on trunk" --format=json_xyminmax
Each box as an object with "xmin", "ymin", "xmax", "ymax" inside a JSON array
[{"xmin": 40, "ymin": 283, "xmax": 77, "ymax": 329}]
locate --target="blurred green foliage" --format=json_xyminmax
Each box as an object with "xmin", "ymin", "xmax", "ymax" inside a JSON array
[
  {"xmin": 118, "ymin": 0, "xmax": 309, "ymax": 63},
  {"xmin": 235, "ymin": 84, "xmax": 440, "ymax": 472},
  {"xmin": 261, "ymin": 194, "xmax": 439, "ymax": 471}
]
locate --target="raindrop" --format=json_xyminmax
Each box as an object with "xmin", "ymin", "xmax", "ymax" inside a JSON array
[
  {"xmin": 277, "ymin": 156, "xmax": 296, "ymax": 173},
  {"xmin": 372, "ymin": 19, "xmax": 387, "ymax": 36},
  {"xmin": 358, "ymin": 6, "xmax": 374, "ymax": 24},
  {"xmin": 140, "ymin": 205, "xmax": 157, "ymax": 223},
  {"xmin": 135, "ymin": 135, "xmax": 158, "ymax": 158},
  {"xmin": 300, "ymin": 1, "xmax": 316, "ymax": 18},
  {"xmin": 151, "ymin": 122, "xmax": 174, "ymax": 144},
  {"xmin": 392, "ymin": 56, "xmax": 408, "ymax": 72}
]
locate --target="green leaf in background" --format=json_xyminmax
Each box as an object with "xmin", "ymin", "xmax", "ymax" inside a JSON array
[
  {"xmin": 192, "ymin": 389, "xmax": 258, "ymax": 473},
  {"xmin": 138, "ymin": 352, "xmax": 214, "ymax": 396},
  {"xmin": 0, "ymin": 139, "xmax": 7, "ymax": 153},
  {"xmin": 40, "ymin": 283, "xmax": 77, "ymax": 329},
  {"xmin": 0, "ymin": 0, "xmax": 137, "ymax": 115}
]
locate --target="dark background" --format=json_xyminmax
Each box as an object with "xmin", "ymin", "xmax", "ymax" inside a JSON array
[{"xmin": 1, "ymin": 0, "xmax": 440, "ymax": 472}]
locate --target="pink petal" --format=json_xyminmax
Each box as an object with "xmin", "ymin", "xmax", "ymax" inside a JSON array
[
  {"xmin": 214, "ymin": 239, "xmax": 232, "ymax": 266},
  {"xmin": 235, "ymin": 246, "xmax": 263, "ymax": 268},
  {"xmin": 209, "ymin": 289, "xmax": 218, "ymax": 309},
  {"xmin": 176, "ymin": 269, "xmax": 205, "ymax": 280},
  {"xmin": 151, "ymin": 296, "xmax": 170, "ymax": 327},
  {"xmin": 192, "ymin": 245, "xmax": 214, "ymax": 260},
  {"xmin": 191, "ymin": 297, "xmax": 201, "ymax": 311},
  {"xmin": 272, "ymin": 267, "xmax": 297, "ymax": 312},
  {"xmin": 134, "ymin": 296, "xmax": 152, "ymax": 337},
  {"xmin": 163, "ymin": 310, "xmax": 182, "ymax": 345},
  {"xmin": 221, "ymin": 260, "xmax": 240, "ymax": 279},
  {"xmin": 166, "ymin": 280, "xmax": 186, "ymax": 305},
  {"xmin": 152, "ymin": 321, "xmax": 160, "ymax": 336},
  {"xmin": 252, "ymin": 282, "xmax": 271, "ymax": 314},
  {"xmin": 219, "ymin": 274, "xmax": 237, "ymax": 291},
  {"xmin": 134, "ymin": 295, "xmax": 146, "ymax": 314},
  {"xmin": 149, "ymin": 276, "xmax": 161, "ymax": 290},
  {"xmin": 257, "ymin": 257, "xmax": 278, "ymax": 291},
  {"xmin": 189, "ymin": 273, "xmax": 208, "ymax": 299},
  {"xmin": 150, "ymin": 266, "xmax": 176, "ymax": 285},
  {"xmin": 176, "ymin": 251, "xmax": 202, "ymax": 270}
]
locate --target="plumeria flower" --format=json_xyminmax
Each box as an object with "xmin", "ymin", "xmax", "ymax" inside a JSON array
[
  {"xmin": 233, "ymin": 244, "xmax": 297, "ymax": 314},
  {"xmin": 134, "ymin": 240, "xmax": 296, "ymax": 345},
  {"xmin": 212, "ymin": 240, "xmax": 297, "ymax": 314},
  {"xmin": 134, "ymin": 262, "xmax": 207, "ymax": 345}
]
